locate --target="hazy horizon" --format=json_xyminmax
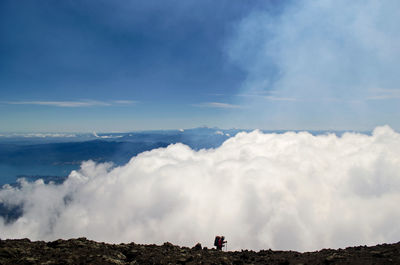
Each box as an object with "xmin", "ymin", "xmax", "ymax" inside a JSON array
[{"xmin": 0, "ymin": 126, "xmax": 377, "ymax": 134}]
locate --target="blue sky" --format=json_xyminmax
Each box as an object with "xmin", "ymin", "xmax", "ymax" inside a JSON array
[{"xmin": 1, "ymin": 0, "xmax": 399, "ymax": 132}]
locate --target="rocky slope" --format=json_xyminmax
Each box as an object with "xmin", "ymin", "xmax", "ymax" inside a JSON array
[{"xmin": 0, "ymin": 238, "xmax": 399, "ymax": 265}]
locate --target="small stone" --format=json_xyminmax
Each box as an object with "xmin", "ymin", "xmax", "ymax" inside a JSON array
[
  {"xmin": 0, "ymin": 247, "xmax": 16, "ymax": 258},
  {"xmin": 163, "ymin": 242, "xmax": 174, "ymax": 248},
  {"xmin": 115, "ymin": 251, "xmax": 126, "ymax": 260},
  {"xmin": 278, "ymin": 259, "xmax": 290, "ymax": 265},
  {"xmin": 192, "ymin": 243, "xmax": 202, "ymax": 250},
  {"xmin": 20, "ymin": 257, "xmax": 37, "ymax": 264},
  {"xmin": 178, "ymin": 257, "xmax": 187, "ymax": 264},
  {"xmin": 370, "ymin": 250, "xmax": 384, "ymax": 258},
  {"xmin": 126, "ymin": 249, "xmax": 139, "ymax": 258},
  {"xmin": 233, "ymin": 260, "xmax": 244, "ymax": 265},
  {"xmin": 325, "ymin": 254, "xmax": 335, "ymax": 262}
]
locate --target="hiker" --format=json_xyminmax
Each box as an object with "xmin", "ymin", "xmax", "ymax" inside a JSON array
[
  {"xmin": 214, "ymin": 236, "xmax": 220, "ymax": 249},
  {"xmin": 214, "ymin": 236, "xmax": 227, "ymax": 250}
]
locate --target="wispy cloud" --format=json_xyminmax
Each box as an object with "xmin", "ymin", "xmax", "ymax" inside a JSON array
[
  {"xmin": 112, "ymin": 100, "xmax": 137, "ymax": 104},
  {"xmin": 5, "ymin": 100, "xmax": 111, "ymax": 107},
  {"xmin": 15, "ymin": 133, "xmax": 77, "ymax": 138},
  {"xmin": 227, "ymin": 0, "xmax": 400, "ymax": 128},
  {"xmin": 264, "ymin": 96, "xmax": 298, "ymax": 101},
  {"xmin": 193, "ymin": 102, "xmax": 243, "ymax": 109},
  {"xmin": 3, "ymin": 100, "xmax": 136, "ymax": 107},
  {"xmin": 366, "ymin": 88, "xmax": 400, "ymax": 100},
  {"xmin": 206, "ymin": 93, "xmax": 225, "ymax": 96},
  {"xmin": 237, "ymin": 92, "xmax": 298, "ymax": 101}
]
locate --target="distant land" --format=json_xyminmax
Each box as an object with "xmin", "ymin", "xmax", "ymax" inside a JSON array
[{"xmin": 0, "ymin": 127, "xmax": 366, "ymax": 186}]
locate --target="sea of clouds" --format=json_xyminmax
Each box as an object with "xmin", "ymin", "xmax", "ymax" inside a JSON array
[{"xmin": 1, "ymin": 126, "xmax": 400, "ymax": 251}]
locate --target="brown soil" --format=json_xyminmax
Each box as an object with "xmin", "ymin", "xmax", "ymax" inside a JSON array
[{"xmin": 0, "ymin": 238, "xmax": 399, "ymax": 264}]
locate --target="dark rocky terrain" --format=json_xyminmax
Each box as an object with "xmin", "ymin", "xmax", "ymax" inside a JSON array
[{"xmin": 0, "ymin": 238, "xmax": 399, "ymax": 265}]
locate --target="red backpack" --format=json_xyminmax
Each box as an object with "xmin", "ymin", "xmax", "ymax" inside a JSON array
[{"xmin": 214, "ymin": 236, "xmax": 220, "ymax": 247}]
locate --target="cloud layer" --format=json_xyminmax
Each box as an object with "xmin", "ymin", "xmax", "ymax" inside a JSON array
[{"xmin": 1, "ymin": 126, "xmax": 400, "ymax": 251}]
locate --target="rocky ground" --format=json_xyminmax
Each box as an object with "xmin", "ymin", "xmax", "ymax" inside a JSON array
[{"xmin": 0, "ymin": 238, "xmax": 399, "ymax": 265}]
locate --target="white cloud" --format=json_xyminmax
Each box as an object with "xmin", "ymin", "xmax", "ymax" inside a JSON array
[
  {"xmin": 366, "ymin": 88, "xmax": 400, "ymax": 100},
  {"xmin": 22, "ymin": 133, "xmax": 77, "ymax": 138},
  {"xmin": 237, "ymin": 93, "xmax": 298, "ymax": 101},
  {"xmin": 0, "ymin": 133, "xmax": 77, "ymax": 138},
  {"xmin": 1, "ymin": 126, "xmax": 400, "ymax": 251},
  {"xmin": 93, "ymin": 131, "xmax": 122, "ymax": 139},
  {"xmin": 3, "ymin": 100, "xmax": 136, "ymax": 107},
  {"xmin": 215, "ymin": 131, "xmax": 231, "ymax": 137},
  {"xmin": 227, "ymin": 0, "xmax": 400, "ymax": 129},
  {"xmin": 264, "ymin": 96, "xmax": 298, "ymax": 101},
  {"xmin": 193, "ymin": 102, "xmax": 243, "ymax": 109},
  {"xmin": 112, "ymin": 100, "xmax": 137, "ymax": 105},
  {"xmin": 5, "ymin": 100, "xmax": 110, "ymax": 107},
  {"xmin": 229, "ymin": 1, "xmax": 400, "ymax": 99}
]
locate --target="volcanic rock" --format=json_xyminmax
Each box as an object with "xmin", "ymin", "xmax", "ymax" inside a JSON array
[{"xmin": 0, "ymin": 238, "xmax": 399, "ymax": 264}]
